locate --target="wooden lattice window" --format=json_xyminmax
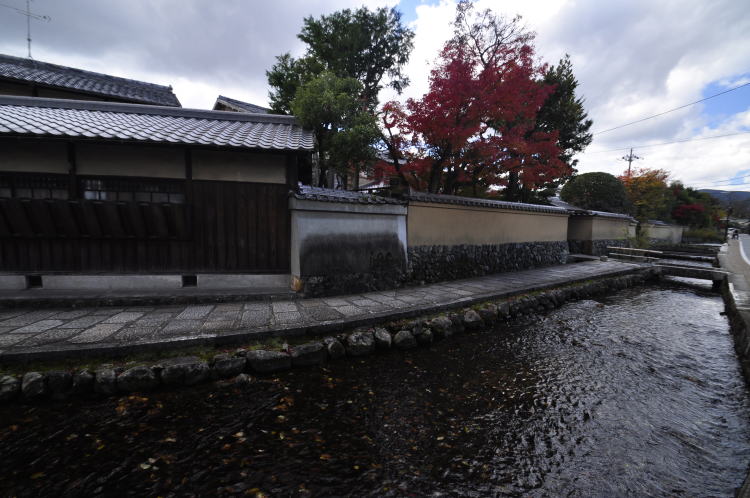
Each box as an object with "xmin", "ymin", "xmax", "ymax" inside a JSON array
[
  {"xmin": 0, "ymin": 173, "xmax": 69, "ymax": 200},
  {"xmin": 78, "ymin": 176, "xmax": 185, "ymax": 204}
]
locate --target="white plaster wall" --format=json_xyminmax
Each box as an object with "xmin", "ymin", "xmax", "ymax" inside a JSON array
[
  {"xmin": 591, "ymin": 217, "xmax": 631, "ymax": 240},
  {"xmin": 407, "ymin": 202, "xmax": 569, "ymax": 246},
  {"xmin": 0, "ymin": 141, "xmax": 68, "ymax": 174},
  {"xmin": 643, "ymin": 224, "xmax": 684, "ymax": 243},
  {"xmin": 289, "ymin": 199, "xmax": 407, "ymax": 278},
  {"xmin": 77, "ymin": 143, "xmax": 185, "ymax": 178},
  {"xmin": 192, "ymin": 150, "xmax": 286, "ymax": 184}
]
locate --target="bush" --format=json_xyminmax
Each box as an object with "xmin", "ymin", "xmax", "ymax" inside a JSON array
[
  {"xmin": 560, "ymin": 172, "xmax": 629, "ymax": 213},
  {"xmin": 682, "ymin": 228, "xmax": 723, "ymax": 243}
]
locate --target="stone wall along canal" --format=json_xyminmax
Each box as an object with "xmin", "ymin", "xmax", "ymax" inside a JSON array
[{"xmin": 1, "ymin": 283, "xmax": 749, "ymax": 496}]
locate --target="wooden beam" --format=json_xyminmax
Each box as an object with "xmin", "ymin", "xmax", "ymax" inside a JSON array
[
  {"xmin": 184, "ymin": 147, "xmax": 193, "ymax": 203},
  {"xmin": 66, "ymin": 142, "xmax": 78, "ymax": 199},
  {"xmin": 285, "ymin": 153, "xmax": 299, "ymax": 191}
]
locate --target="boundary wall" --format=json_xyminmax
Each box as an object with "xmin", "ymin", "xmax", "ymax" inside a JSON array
[
  {"xmin": 567, "ymin": 211, "xmax": 635, "ymax": 255},
  {"xmin": 405, "ymin": 193, "xmax": 570, "ymax": 284}
]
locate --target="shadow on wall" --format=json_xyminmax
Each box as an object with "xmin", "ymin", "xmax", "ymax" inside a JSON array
[{"xmin": 299, "ymin": 232, "xmax": 407, "ymax": 296}]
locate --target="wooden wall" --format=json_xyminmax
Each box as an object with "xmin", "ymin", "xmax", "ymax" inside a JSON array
[{"xmin": 0, "ymin": 180, "xmax": 290, "ymax": 274}]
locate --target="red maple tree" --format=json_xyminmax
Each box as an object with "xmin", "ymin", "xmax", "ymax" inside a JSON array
[{"xmin": 378, "ymin": 14, "xmax": 567, "ymax": 196}]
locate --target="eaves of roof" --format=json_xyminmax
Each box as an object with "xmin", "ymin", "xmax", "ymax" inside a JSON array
[
  {"xmin": 292, "ymin": 186, "xmax": 406, "ymax": 205},
  {"xmin": 0, "ymin": 96, "xmax": 314, "ymax": 152},
  {"xmin": 215, "ymin": 95, "xmax": 270, "ymax": 114},
  {"xmin": 407, "ymin": 191, "xmax": 568, "ymax": 215}
]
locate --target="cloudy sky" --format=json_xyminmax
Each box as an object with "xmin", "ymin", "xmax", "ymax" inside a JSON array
[{"xmin": 1, "ymin": 0, "xmax": 748, "ymax": 191}]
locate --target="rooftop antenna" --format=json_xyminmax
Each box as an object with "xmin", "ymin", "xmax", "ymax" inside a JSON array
[{"xmin": 0, "ymin": 0, "xmax": 51, "ymax": 59}]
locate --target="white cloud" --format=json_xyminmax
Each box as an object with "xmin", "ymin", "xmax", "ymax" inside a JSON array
[
  {"xmin": 1, "ymin": 0, "xmax": 749, "ymax": 192},
  {"xmin": 0, "ymin": 0, "xmax": 399, "ymax": 108},
  {"xmin": 395, "ymin": 0, "xmax": 750, "ymax": 191}
]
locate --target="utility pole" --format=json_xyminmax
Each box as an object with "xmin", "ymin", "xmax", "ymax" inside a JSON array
[{"xmin": 621, "ymin": 148, "xmax": 642, "ymax": 178}]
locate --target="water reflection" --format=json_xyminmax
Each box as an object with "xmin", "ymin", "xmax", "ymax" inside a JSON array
[{"xmin": 0, "ymin": 286, "xmax": 748, "ymax": 496}]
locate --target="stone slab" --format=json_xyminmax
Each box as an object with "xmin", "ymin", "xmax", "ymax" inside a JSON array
[{"xmin": 0, "ymin": 261, "xmax": 646, "ymax": 363}]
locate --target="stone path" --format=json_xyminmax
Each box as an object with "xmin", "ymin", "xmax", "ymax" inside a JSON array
[{"xmin": 0, "ymin": 260, "xmax": 643, "ymax": 363}]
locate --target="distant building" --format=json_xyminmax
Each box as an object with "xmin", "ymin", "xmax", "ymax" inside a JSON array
[
  {"xmin": 213, "ymin": 95, "xmax": 270, "ymax": 114},
  {"xmin": 0, "ymin": 53, "xmax": 180, "ymax": 106}
]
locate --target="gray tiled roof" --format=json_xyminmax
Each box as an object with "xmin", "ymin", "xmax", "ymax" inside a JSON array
[
  {"xmin": 549, "ymin": 197, "xmax": 635, "ymax": 221},
  {"xmin": 0, "ymin": 53, "xmax": 181, "ymax": 107},
  {"xmin": 293, "ymin": 185, "xmax": 405, "ymax": 205},
  {"xmin": 408, "ymin": 191, "xmax": 568, "ymax": 215},
  {"xmin": 0, "ymin": 96, "xmax": 314, "ymax": 151},
  {"xmin": 585, "ymin": 210, "xmax": 636, "ymax": 221},
  {"xmin": 214, "ymin": 95, "xmax": 270, "ymax": 114}
]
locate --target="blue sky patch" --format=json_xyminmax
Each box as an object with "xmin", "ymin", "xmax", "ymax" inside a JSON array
[
  {"xmin": 397, "ymin": 0, "xmax": 437, "ymax": 25},
  {"xmin": 700, "ymin": 74, "xmax": 750, "ymax": 129}
]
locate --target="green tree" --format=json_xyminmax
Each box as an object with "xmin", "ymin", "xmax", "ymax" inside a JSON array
[
  {"xmin": 267, "ymin": 6, "xmax": 414, "ymax": 114},
  {"xmin": 503, "ymin": 55, "xmax": 593, "ymax": 202},
  {"xmin": 266, "ymin": 55, "xmax": 323, "ymax": 115},
  {"xmin": 560, "ymin": 172, "xmax": 629, "ymax": 213},
  {"xmin": 536, "ymin": 55, "xmax": 593, "ymax": 172},
  {"xmin": 292, "ymin": 72, "xmax": 380, "ymax": 186}
]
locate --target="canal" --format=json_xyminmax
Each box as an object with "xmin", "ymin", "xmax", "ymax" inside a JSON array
[{"xmin": 1, "ymin": 283, "xmax": 749, "ymax": 496}]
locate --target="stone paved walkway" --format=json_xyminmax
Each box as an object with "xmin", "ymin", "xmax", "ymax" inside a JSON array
[{"xmin": 0, "ymin": 260, "xmax": 643, "ymax": 363}]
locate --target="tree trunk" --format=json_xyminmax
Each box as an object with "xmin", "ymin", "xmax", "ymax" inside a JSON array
[
  {"xmin": 353, "ymin": 163, "xmax": 360, "ymax": 190},
  {"xmin": 428, "ymin": 162, "xmax": 443, "ymax": 193},
  {"xmin": 505, "ymin": 170, "xmax": 520, "ymax": 201}
]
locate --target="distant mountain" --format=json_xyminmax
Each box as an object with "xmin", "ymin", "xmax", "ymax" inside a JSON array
[{"xmin": 699, "ymin": 189, "xmax": 750, "ymax": 205}]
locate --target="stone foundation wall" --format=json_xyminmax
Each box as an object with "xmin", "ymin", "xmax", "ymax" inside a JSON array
[
  {"xmin": 407, "ymin": 241, "xmax": 569, "ymax": 284},
  {"xmin": 301, "ymin": 267, "xmax": 407, "ymax": 298},
  {"xmin": 569, "ymin": 238, "xmax": 630, "ymax": 256}
]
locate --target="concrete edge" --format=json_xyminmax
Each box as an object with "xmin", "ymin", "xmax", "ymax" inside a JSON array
[
  {"xmin": 740, "ymin": 237, "xmax": 750, "ymax": 268},
  {"xmin": 719, "ymin": 279, "xmax": 750, "ymax": 498},
  {"xmin": 0, "ymin": 266, "xmax": 652, "ymax": 365},
  {"xmin": 0, "ymin": 290, "xmax": 298, "ymax": 309}
]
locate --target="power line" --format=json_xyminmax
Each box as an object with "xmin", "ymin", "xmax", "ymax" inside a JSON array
[
  {"xmin": 583, "ymin": 130, "xmax": 750, "ymax": 154},
  {"xmin": 592, "ymin": 81, "xmax": 750, "ymax": 135}
]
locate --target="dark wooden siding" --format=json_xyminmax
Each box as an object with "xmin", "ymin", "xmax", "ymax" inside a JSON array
[{"xmin": 0, "ymin": 180, "xmax": 290, "ymax": 273}]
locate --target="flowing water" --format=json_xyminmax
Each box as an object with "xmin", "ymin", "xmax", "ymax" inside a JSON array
[{"xmin": 1, "ymin": 283, "xmax": 749, "ymax": 497}]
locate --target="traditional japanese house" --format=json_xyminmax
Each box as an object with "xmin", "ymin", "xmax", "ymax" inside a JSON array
[
  {"xmin": 0, "ymin": 95, "xmax": 313, "ymax": 290},
  {"xmin": 212, "ymin": 95, "xmax": 270, "ymax": 114},
  {"xmin": 0, "ymin": 52, "xmax": 181, "ymax": 106}
]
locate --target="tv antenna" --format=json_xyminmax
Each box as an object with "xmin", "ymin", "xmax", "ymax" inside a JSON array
[{"xmin": 0, "ymin": 0, "xmax": 51, "ymax": 59}]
